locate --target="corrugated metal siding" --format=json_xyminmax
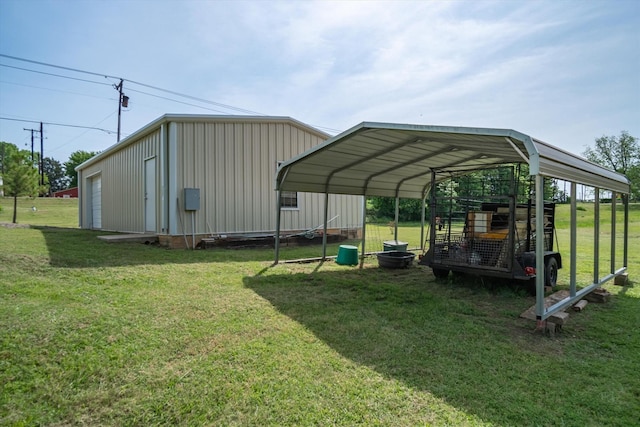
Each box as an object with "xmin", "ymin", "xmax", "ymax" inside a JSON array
[
  {"xmin": 173, "ymin": 121, "xmax": 361, "ymax": 235},
  {"xmin": 79, "ymin": 130, "xmax": 161, "ymax": 232},
  {"xmin": 535, "ymin": 139, "xmax": 630, "ymax": 194},
  {"xmin": 277, "ymin": 123, "xmax": 631, "ymax": 199}
]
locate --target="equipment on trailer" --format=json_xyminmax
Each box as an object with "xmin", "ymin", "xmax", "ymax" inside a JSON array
[{"xmin": 419, "ymin": 165, "xmax": 562, "ymax": 287}]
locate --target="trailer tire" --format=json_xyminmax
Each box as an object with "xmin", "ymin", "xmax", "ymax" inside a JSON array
[
  {"xmin": 545, "ymin": 257, "xmax": 558, "ymax": 288},
  {"xmin": 432, "ymin": 268, "xmax": 450, "ymax": 279}
]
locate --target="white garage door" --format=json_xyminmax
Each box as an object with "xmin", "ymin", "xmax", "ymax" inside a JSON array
[{"xmin": 91, "ymin": 176, "xmax": 102, "ymax": 229}]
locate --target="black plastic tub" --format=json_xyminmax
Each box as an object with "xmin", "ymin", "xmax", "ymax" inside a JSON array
[{"xmin": 377, "ymin": 251, "xmax": 415, "ymax": 269}]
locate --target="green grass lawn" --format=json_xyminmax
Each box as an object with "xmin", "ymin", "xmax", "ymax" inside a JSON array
[
  {"xmin": 0, "ymin": 196, "xmax": 79, "ymax": 228},
  {"xmin": 1, "ymin": 197, "xmax": 639, "ymax": 426}
]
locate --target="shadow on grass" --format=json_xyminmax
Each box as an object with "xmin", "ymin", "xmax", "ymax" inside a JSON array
[
  {"xmin": 244, "ymin": 265, "xmax": 640, "ymax": 426},
  {"xmin": 33, "ymin": 226, "xmax": 341, "ymax": 268}
]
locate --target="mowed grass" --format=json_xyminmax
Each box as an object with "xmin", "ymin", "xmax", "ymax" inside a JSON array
[
  {"xmin": 0, "ymin": 196, "xmax": 79, "ymax": 228},
  {"xmin": 1, "ymin": 197, "xmax": 639, "ymax": 426}
]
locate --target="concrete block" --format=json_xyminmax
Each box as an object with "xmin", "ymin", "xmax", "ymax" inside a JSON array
[
  {"xmin": 614, "ymin": 273, "xmax": 629, "ymax": 286},
  {"xmin": 545, "ymin": 322, "xmax": 558, "ymax": 337},
  {"xmin": 549, "ymin": 311, "xmax": 569, "ymax": 326},
  {"xmin": 573, "ymin": 300, "xmax": 588, "ymax": 312},
  {"xmin": 584, "ymin": 288, "xmax": 611, "ymax": 303}
]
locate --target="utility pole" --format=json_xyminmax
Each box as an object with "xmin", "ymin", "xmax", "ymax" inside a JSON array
[
  {"xmin": 23, "ymin": 125, "xmax": 45, "ymax": 187},
  {"xmin": 23, "ymin": 128, "xmax": 36, "ymax": 162},
  {"xmin": 22, "ymin": 126, "xmax": 42, "ymax": 168},
  {"xmin": 114, "ymin": 79, "xmax": 129, "ymax": 142},
  {"xmin": 40, "ymin": 121, "xmax": 44, "ymax": 186}
]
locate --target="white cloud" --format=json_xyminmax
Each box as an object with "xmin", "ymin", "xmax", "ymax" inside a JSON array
[{"xmin": 0, "ymin": 0, "xmax": 637, "ymax": 160}]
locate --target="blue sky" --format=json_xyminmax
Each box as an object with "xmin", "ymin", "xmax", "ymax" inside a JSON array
[{"xmin": 0, "ymin": 0, "xmax": 638, "ymax": 164}]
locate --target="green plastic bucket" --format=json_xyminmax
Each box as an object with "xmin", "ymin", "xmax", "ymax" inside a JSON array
[
  {"xmin": 336, "ymin": 245, "xmax": 359, "ymax": 266},
  {"xmin": 383, "ymin": 240, "xmax": 408, "ymax": 252}
]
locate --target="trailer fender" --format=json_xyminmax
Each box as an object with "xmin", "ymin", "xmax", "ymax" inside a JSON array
[
  {"xmin": 521, "ymin": 251, "xmax": 562, "ymax": 288},
  {"xmin": 546, "ymin": 252, "xmax": 562, "ymax": 270}
]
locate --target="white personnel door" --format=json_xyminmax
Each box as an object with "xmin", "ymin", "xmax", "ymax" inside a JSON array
[{"xmin": 144, "ymin": 158, "xmax": 156, "ymax": 232}]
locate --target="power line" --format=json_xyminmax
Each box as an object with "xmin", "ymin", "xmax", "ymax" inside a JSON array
[
  {"xmin": 126, "ymin": 87, "xmax": 239, "ymax": 114},
  {"xmin": 1, "ymin": 116, "xmax": 116, "ymax": 134},
  {"xmin": 0, "ymin": 54, "xmax": 341, "ymax": 135},
  {"xmin": 46, "ymin": 111, "xmax": 122, "ymax": 155},
  {"xmin": 2, "ymin": 115, "xmax": 125, "ymax": 158},
  {"xmin": 311, "ymin": 125, "xmax": 340, "ymax": 134},
  {"xmin": 0, "ymin": 53, "xmax": 264, "ymax": 115},
  {"xmin": 125, "ymin": 79, "xmax": 265, "ymax": 115},
  {"xmin": 0, "ymin": 80, "xmax": 115, "ymax": 101},
  {"xmin": 0, "ymin": 53, "xmax": 121, "ymax": 80},
  {"xmin": 0, "ymin": 63, "xmax": 112, "ymax": 86},
  {"xmin": 2, "ymin": 79, "xmax": 236, "ymax": 114}
]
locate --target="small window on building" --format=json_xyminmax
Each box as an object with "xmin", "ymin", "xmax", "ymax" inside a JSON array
[
  {"xmin": 280, "ymin": 191, "xmax": 298, "ymax": 209},
  {"xmin": 277, "ymin": 160, "xmax": 299, "ymax": 209}
]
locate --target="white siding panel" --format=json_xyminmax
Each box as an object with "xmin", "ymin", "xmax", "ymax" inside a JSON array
[
  {"xmin": 82, "ymin": 118, "xmax": 360, "ymax": 236},
  {"xmin": 171, "ymin": 120, "xmax": 360, "ymax": 236},
  {"xmin": 79, "ymin": 129, "xmax": 161, "ymax": 232},
  {"xmin": 76, "ymin": 115, "xmax": 365, "ymax": 236}
]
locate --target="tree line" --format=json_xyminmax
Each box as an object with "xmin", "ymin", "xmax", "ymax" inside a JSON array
[
  {"xmin": 0, "ymin": 143, "xmax": 97, "ymax": 193},
  {"xmin": 370, "ymin": 131, "xmax": 639, "ymax": 222},
  {"xmin": 1, "ymin": 131, "xmax": 638, "ymax": 224},
  {"xmin": 369, "ymin": 165, "xmax": 562, "ymax": 222}
]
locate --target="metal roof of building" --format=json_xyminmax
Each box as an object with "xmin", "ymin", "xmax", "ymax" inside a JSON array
[
  {"xmin": 76, "ymin": 114, "xmax": 330, "ymax": 171},
  {"xmin": 276, "ymin": 122, "xmax": 630, "ymax": 198}
]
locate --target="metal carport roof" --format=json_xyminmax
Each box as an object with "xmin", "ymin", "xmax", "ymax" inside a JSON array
[
  {"xmin": 276, "ymin": 122, "xmax": 630, "ymax": 198},
  {"xmin": 274, "ymin": 121, "xmax": 631, "ymax": 324}
]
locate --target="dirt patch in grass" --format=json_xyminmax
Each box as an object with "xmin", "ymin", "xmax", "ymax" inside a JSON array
[{"xmin": 0, "ymin": 222, "xmax": 30, "ymax": 229}]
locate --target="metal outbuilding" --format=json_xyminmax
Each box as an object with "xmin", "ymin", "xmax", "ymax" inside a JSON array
[
  {"xmin": 76, "ymin": 114, "xmax": 362, "ymax": 248},
  {"xmin": 274, "ymin": 122, "xmax": 631, "ymax": 323}
]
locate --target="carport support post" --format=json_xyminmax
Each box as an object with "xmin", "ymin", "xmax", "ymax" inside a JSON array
[
  {"xmin": 570, "ymin": 182, "xmax": 577, "ymax": 297},
  {"xmin": 535, "ymin": 174, "xmax": 545, "ymax": 320},
  {"xmin": 394, "ymin": 196, "xmax": 400, "ymax": 242},
  {"xmin": 322, "ymin": 191, "xmax": 329, "ymax": 260},
  {"xmin": 274, "ymin": 189, "xmax": 282, "ymax": 264},
  {"xmin": 624, "ymin": 194, "xmax": 629, "ymax": 268},
  {"xmin": 429, "ymin": 171, "xmax": 437, "ymax": 253},
  {"xmin": 360, "ymin": 195, "xmax": 367, "ymax": 268},
  {"xmin": 594, "ymin": 188, "xmax": 600, "ymax": 284},
  {"xmin": 420, "ymin": 195, "xmax": 426, "ymax": 251},
  {"xmin": 611, "ymin": 193, "xmax": 616, "ymax": 274}
]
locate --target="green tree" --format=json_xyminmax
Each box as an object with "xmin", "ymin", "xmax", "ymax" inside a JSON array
[
  {"xmin": 583, "ymin": 131, "xmax": 639, "ymax": 200},
  {"xmin": 0, "ymin": 141, "xmax": 21, "ymax": 176},
  {"xmin": 2, "ymin": 151, "xmax": 41, "ymax": 223},
  {"xmin": 626, "ymin": 166, "xmax": 640, "ymax": 201},
  {"xmin": 369, "ymin": 164, "xmax": 569, "ymax": 222},
  {"xmin": 369, "ymin": 197, "xmax": 425, "ymax": 222},
  {"xmin": 64, "ymin": 150, "xmax": 97, "ymax": 188},
  {"xmin": 584, "ymin": 131, "xmax": 639, "ymax": 175},
  {"xmin": 43, "ymin": 157, "xmax": 69, "ymax": 193}
]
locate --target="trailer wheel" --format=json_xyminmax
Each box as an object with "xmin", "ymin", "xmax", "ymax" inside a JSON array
[
  {"xmin": 432, "ymin": 268, "xmax": 450, "ymax": 279},
  {"xmin": 545, "ymin": 257, "xmax": 558, "ymax": 288}
]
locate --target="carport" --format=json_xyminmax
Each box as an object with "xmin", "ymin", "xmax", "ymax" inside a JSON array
[{"xmin": 274, "ymin": 122, "xmax": 631, "ymax": 323}]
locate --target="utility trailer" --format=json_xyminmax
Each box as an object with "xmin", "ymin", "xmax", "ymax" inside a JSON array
[{"xmin": 419, "ymin": 165, "xmax": 562, "ymax": 288}]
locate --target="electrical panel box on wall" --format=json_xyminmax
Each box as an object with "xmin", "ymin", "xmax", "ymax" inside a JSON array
[{"xmin": 184, "ymin": 188, "xmax": 200, "ymax": 211}]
